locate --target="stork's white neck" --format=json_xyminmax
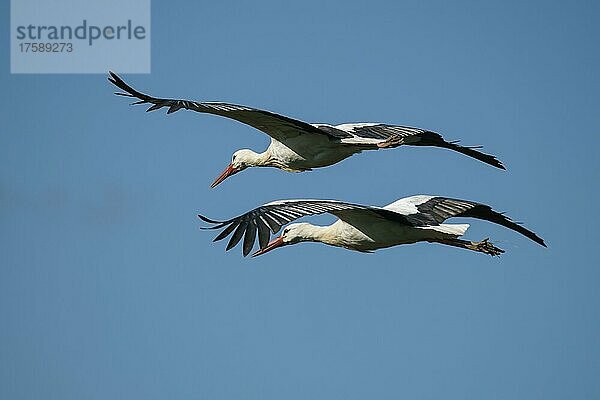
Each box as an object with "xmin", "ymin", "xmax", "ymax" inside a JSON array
[
  {"xmin": 250, "ymin": 150, "xmax": 272, "ymax": 167},
  {"xmin": 285, "ymin": 223, "xmax": 339, "ymax": 246},
  {"xmin": 304, "ymin": 224, "xmax": 331, "ymax": 242},
  {"xmin": 286, "ymin": 220, "xmax": 375, "ymax": 251},
  {"xmin": 235, "ymin": 149, "xmax": 273, "ymax": 168},
  {"xmin": 256, "ymin": 147, "xmax": 300, "ymax": 170}
]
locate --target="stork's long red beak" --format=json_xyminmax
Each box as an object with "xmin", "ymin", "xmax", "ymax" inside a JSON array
[
  {"xmin": 252, "ymin": 236, "xmax": 284, "ymax": 257},
  {"xmin": 211, "ymin": 163, "xmax": 240, "ymax": 188}
]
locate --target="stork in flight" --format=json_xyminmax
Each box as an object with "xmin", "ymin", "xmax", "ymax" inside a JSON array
[
  {"xmin": 198, "ymin": 195, "xmax": 546, "ymax": 257},
  {"xmin": 109, "ymin": 72, "xmax": 505, "ymax": 188}
]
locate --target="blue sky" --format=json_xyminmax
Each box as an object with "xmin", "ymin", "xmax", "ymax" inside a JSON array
[{"xmin": 1, "ymin": 1, "xmax": 599, "ymax": 399}]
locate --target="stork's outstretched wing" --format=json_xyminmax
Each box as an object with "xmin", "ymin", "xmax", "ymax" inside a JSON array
[
  {"xmin": 384, "ymin": 195, "xmax": 546, "ymax": 246},
  {"xmin": 315, "ymin": 123, "xmax": 505, "ymax": 169},
  {"xmin": 110, "ymin": 72, "xmax": 505, "ymax": 169},
  {"xmin": 108, "ymin": 71, "xmax": 332, "ymax": 141},
  {"xmin": 198, "ymin": 199, "xmax": 412, "ymax": 256}
]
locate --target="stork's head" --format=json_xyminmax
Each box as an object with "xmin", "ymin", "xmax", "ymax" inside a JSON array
[
  {"xmin": 211, "ymin": 149, "xmax": 258, "ymax": 188},
  {"xmin": 281, "ymin": 223, "xmax": 316, "ymax": 244},
  {"xmin": 252, "ymin": 223, "xmax": 315, "ymax": 256}
]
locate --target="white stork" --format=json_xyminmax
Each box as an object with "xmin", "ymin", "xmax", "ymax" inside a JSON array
[
  {"xmin": 109, "ymin": 72, "xmax": 505, "ymax": 188},
  {"xmin": 198, "ymin": 195, "xmax": 546, "ymax": 257}
]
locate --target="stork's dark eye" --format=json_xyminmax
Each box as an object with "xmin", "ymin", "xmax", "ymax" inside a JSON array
[
  {"xmin": 232, "ymin": 155, "xmax": 236, "ymax": 163},
  {"xmin": 282, "ymin": 227, "xmax": 289, "ymax": 235}
]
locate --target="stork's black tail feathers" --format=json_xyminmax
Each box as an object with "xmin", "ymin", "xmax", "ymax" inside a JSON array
[{"xmin": 415, "ymin": 131, "xmax": 506, "ymax": 170}]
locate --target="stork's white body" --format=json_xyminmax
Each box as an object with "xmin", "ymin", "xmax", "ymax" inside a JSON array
[
  {"xmin": 285, "ymin": 212, "xmax": 469, "ymax": 253},
  {"xmin": 263, "ymin": 136, "xmax": 362, "ymax": 172},
  {"xmin": 282, "ymin": 195, "xmax": 468, "ymax": 252}
]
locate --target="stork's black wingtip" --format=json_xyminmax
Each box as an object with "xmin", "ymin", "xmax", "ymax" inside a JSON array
[
  {"xmin": 108, "ymin": 71, "xmax": 126, "ymax": 90},
  {"xmin": 197, "ymin": 213, "xmax": 226, "ymax": 225},
  {"xmin": 107, "ymin": 70, "xmax": 118, "ymax": 82},
  {"xmin": 146, "ymin": 104, "xmax": 162, "ymax": 112},
  {"xmin": 490, "ymin": 158, "xmax": 506, "ymax": 170},
  {"xmin": 529, "ymin": 234, "xmax": 547, "ymax": 247},
  {"xmin": 108, "ymin": 71, "xmax": 129, "ymax": 90},
  {"xmin": 197, "ymin": 214, "xmax": 212, "ymax": 225}
]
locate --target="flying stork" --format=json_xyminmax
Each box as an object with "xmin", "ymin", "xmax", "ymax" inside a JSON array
[
  {"xmin": 198, "ymin": 195, "xmax": 546, "ymax": 257},
  {"xmin": 108, "ymin": 72, "xmax": 505, "ymax": 188}
]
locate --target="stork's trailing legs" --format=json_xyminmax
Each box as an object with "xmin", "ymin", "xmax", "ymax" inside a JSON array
[
  {"xmin": 429, "ymin": 237, "xmax": 504, "ymax": 256},
  {"xmin": 377, "ymin": 134, "xmax": 404, "ymax": 149}
]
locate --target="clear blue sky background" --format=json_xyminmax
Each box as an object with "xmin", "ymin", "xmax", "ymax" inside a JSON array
[{"xmin": 2, "ymin": 1, "xmax": 599, "ymax": 399}]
